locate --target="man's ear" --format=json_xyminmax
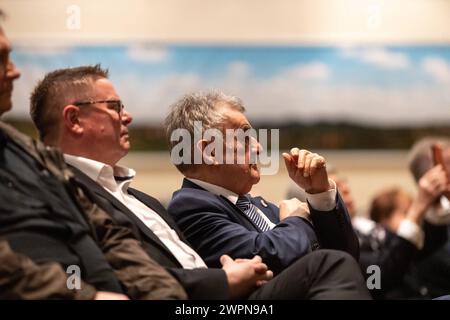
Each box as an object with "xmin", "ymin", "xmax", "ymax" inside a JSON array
[
  {"xmin": 196, "ymin": 139, "xmax": 218, "ymax": 165},
  {"xmin": 62, "ymin": 105, "xmax": 83, "ymax": 134}
]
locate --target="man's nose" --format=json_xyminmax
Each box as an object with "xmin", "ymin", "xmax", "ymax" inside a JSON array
[
  {"xmin": 122, "ymin": 109, "xmax": 133, "ymax": 126},
  {"xmin": 6, "ymin": 60, "xmax": 20, "ymax": 80}
]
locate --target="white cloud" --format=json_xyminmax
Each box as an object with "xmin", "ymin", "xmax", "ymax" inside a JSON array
[
  {"xmin": 421, "ymin": 57, "xmax": 450, "ymax": 85},
  {"xmin": 9, "ymin": 59, "xmax": 450, "ymax": 128},
  {"xmin": 226, "ymin": 61, "xmax": 251, "ymax": 79},
  {"xmin": 280, "ymin": 62, "xmax": 331, "ymax": 81},
  {"xmin": 111, "ymin": 72, "xmax": 203, "ymax": 123},
  {"xmin": 341, "ymin": 47, "xmax": 411, "ymax": 70},
  {"xmin": 127, "ymin": 45, "xmax": 169, "ymax": 63},
  {"xmin": 240, "ymin": 81, "xmax": 449, "ymax": 127},
  {"xmin": 112, "ymin": 62, "xmax": 449, "ymax": 127}
]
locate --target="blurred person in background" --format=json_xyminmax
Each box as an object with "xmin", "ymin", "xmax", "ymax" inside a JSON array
[
  {"xmin": 405, "ymin": 137, "xmax": 450, "ymax": 298},
  {"xmin": 287, "ymin": 163, "xmax": 449, "ymax": 299},
  {"xmin": 368, "ymin": 183, "xmax": 449, "ymax": 299}
]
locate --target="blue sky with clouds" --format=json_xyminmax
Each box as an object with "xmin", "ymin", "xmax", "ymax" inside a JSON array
[{"xmin": 9, "ymin": 44, "xmax": 450, "ymax": 126}]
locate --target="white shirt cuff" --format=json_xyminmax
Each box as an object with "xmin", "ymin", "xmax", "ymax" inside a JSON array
[
  {"xmin": 306, "ymin": 179, "xmax": 337, "ymax": 212},
  {"xmin": 424, "ymin": 196, "xmax": 450, "ymax": 225},
  {"xmin": 397, "ymin": 219, "xmax": 424, "ymax": 250}
]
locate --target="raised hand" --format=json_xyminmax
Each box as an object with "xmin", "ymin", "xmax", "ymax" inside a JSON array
[
  {"xmin": 407, "ymin": 164, "xmax": 450, "ymax": 224},
  {"xmin": 282, "ymin": 148, "xmax": 331, "ymax": 194}
]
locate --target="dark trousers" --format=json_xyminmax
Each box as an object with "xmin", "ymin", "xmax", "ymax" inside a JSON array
[{"xmin": 249, "ymin": 249, "xmax": 372, "ymax": 300}]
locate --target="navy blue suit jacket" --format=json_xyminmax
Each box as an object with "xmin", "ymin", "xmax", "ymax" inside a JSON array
[{"xmin": 168, "ymin": 179, "xmax": 359, "ymax": 275}]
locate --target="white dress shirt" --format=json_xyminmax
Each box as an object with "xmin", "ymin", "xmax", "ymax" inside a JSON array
[
  {"xmin": 425, "ymin": 196, "xmax": 450, "ymax": 225},
  {"xmin": 64, "ymin": 154, "xmax": 207, "ymax": 269},
  {"xmin": 187, "ymin": 178, "xmax": 338, "ymax": 229}
]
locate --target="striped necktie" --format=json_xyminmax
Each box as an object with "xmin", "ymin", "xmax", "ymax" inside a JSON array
[{"xmin": 236, "ymin": 195, "xmax": 271, "ymax": 232}]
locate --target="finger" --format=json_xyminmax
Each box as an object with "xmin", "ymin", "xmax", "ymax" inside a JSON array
[
  {"xmin": 253, "ymin": 263, "xmax": 268, "ymax": 274},
  {"xmin": 430, "ymin": 164, "xmax": 445, "ymax": 176},
  {"xmin": 265, "ymin": 270, "xmax": 274, "ymax": 280},
  {"xmin": 282, "ymin": 153, "xmax": 295, "ymax": 176},
  {"xmin": 429, "ymin": 171, "xmax": 448, "ymax": 187},
  {"xmin": 309, "ymin": 155, "xmax": 325, "ymax": 177},
  {"xmin": 220, "ymin": 255, "xmax": 233, "ymax": 266},
  {"xmin": 303, "ymin": 153, "xmax": 315, "ymax": 177},
  {"xmin": 297, "ymin": 149, "xmax": 310, "ymax": 171},
  {"xmin": 282, "ymin": 152, "xmax": 292, "ymax": 162},
  {"xmin": 289, "ymin": 149, "xmax": 300, "ymax": 168},
  {"xmin": 290, "ymin": 147, "xmax": 300, "ymax": 157},
  {"xmin": 251, "ymin": 255, "xmax": 262, "ymax": 263},
  {"xmin": 433, "ymin": 165, "xmax": 446, "ymax": 177},
  {"xmin": 435, "ymin": 176, "xmax": 448, "ymax": 188}
]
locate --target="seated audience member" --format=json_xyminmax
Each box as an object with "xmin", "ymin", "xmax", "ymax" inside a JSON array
[
  {"xmin": 407, "ymin": 138, "xmax": 450, "ymax": 298},
  {"xmin": 0, "ymin": 14, "xmax": 186, "ymax": 300},
  {"xmin": 408, "ymin": 137, "xmax": 450, "ymax": 225},
  {"xmin": 288, "ymin": 165, "xmax": 449, "ymax": 299},
  {"xmin": 31, "ymin": 66, "xmax": 371, "ymax": 300},
  {"xmin": 165, "ymin": 91, "xmax": 358, "ymax": 275},
  {"xmin": 368, "ymin": 185, "xmax": 449, "ymax": 299}
]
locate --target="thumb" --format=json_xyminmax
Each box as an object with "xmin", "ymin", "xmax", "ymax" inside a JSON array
[{"xmin": 220, "ymin": 254, "xmax": 233, "ymax": 267}]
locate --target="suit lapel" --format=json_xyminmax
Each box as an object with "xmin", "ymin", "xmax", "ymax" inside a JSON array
[
  {"xmin": 68, "ymin": 165, "xmax": 177, "ymax": 258},
  {"xmin": 182, "ymin": 179, "xmax": 262, "ymax": 231},
  {"xmin": 128, "ymin": 188, "xmax": 189, "ymax": 243}
]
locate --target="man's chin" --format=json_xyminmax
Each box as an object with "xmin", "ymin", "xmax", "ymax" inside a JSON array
[
  {"xmin": 250, "ymin": 165, "xmax": 260, "ymax": 182},
  {"xmin": 119, "ymin": 144, "xmax": 131, "ymax": 157},
  {"xmin": 251, "ymin": 172, "xmax": 261, "ymax": 185},
  {"xmin": 0, "ymin": 99, "xmax": 12, "ymax": 114},
  {"xmin": 121, "ymin": 139, "xmax": 131, "ymax": 149}
]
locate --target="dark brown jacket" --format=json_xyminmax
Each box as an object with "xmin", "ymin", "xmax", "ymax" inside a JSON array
[{"xmin": 0, "ymin": 121, "xmax": 187, "ymax": 300}]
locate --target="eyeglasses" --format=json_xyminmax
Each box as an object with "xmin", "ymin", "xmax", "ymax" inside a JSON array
[{"xmin": 73, "ymin": 99, "xmax": 124, "ymax": 116}]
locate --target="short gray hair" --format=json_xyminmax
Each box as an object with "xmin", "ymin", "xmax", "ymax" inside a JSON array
[
  {"xmin": 165, "ymin": 90, "xmax": 245, "ymax": 173},
  {"xmin": 408, "ymin": 136, "xmax": 450, "ymax": 181}
]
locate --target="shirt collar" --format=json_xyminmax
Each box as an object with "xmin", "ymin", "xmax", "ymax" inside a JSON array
[
  {"xmin": 187, "ymin": 178, "xmax": 239, "ymax": 205},
  {"xmin": 64, "ymin": 154, "xmax": 136, "ymax": 191}
]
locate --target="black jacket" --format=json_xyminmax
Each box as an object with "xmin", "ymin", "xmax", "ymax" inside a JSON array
[
  {"xmin": 356, "ymin": 219, "xmax": 449, "ymax": 299},
  {"xmin": 0, "ymin": 122, "xmax": 122, "ymax": 294},
  {"xmin": 69, "ymin": 166, "xmax": 229, "ymax": 300},
  {"xmin": 0, "ymin": 122, "xmax": 186, "ymax": 300}
]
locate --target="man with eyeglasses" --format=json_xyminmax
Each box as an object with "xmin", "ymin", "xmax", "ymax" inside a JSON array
[
  {"xmin": 0, "ymin": 13, "xmax": 187, "ymax": 300},
  {"xmin": 30, "ymin": 64, "xmax": 371, "ymax": 300},
  {"xmin": 30, "ymin": 66, "xmax": 131, "ymax": 165}
]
